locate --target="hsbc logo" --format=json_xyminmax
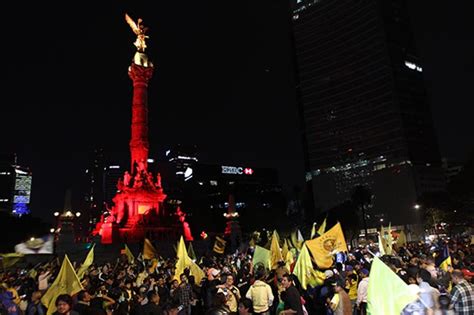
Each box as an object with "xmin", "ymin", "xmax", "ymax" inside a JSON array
[{"xmin": 221, "ymin": 166, "xmax": 254, "ymax": 175}]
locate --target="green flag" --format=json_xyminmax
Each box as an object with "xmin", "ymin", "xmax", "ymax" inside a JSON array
[
  {"xmin": 367, "ymin": 257, "xmax": 418, "ymax": 315},
  {"xmin": 188, "ymin": 242, "xmax": 197, "ymax": 261},
  {"xmin": 252, "ymin": 245, "xmax": 271, "ymax": 270}
]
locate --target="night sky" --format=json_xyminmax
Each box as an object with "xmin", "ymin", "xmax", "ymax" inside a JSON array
[{"xmin": 1, "ymin": 1, "xmax": 473, "ymax": 222}]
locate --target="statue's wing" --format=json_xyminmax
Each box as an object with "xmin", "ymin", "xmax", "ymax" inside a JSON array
[{"xmin": 125, "ymin": 13, "xmax": 139, "ymax": 34}]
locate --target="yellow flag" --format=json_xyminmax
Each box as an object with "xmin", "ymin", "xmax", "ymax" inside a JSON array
[
  {"xmin": 187, "ymin": 259, "xmax": 206, "ymax": 285},
  {"xmin": 378, "ymin": 233, "xmax": 386, "ymax": 256},
  {"xmin": 213, "ymin": 236, "xmax": 226, "ymax": 254},
  {"xmin": 292, "ymin": 243, "xmax": 324, "ymax": 289},
  {"xmin": 310, "ymin": 223, "xmax": 317, "ymax": 239},
  {"xmin": 41, "ymin": 255, "xmax": 83, "ymax": 315},
  {"xmin": 77, "ymin": 244, "xmax": 95, "ymax": 279},
  {"xmin": 28, "ymin": 267, "xmax": 38, "ymax": 279},
  {"xmin": 149, "ymin": 259, "xmax": 159, "ymax": 273},
  {"xmin": 317, "ymin": 217, "xmax": 327, "ymax": 236},
  {"xmin": 385, "ymin": 223, "xmax": 393, "ymax": 255},
  {"xmin": 396, "ymin": 230, "xmax": 407, "ymax": 247},
  {"xmin": 0, "ymin": 253, "xmax": 24, "ymax": 269},
  {"xmin": 285, "ymin": 250, "xmax": 294, "ymax": 273},
  {"xmin": 143, "ymin": 238, "xmax": 157, "ymax": 260},
  {"xmin": 174, "ymin": 236, "xmax": 205, "ymax": 284},
  {"xmin": 270, "ymin": 230, "xmax": 283, "ymax": 269},
  {"xmin": 290, "ymin": 229, "xmax": 304, "ymax": 250},
  {"xmin": 306, "ymin": 222, "xmax": 348, "ymax": 269},
  {"xmin": 281, "ymin": 239, "xmax": 290, "ymax": 259},
  {"xmin": 124, "ymin": 244, "xmax": 135, "ymax": 264}
]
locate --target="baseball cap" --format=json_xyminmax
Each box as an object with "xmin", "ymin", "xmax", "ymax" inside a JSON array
[
  {"xmin": 360, "ymin": 269, "xmax": 369, "ymax": 276},
  {"xmin": 462, "ymin": 268, "xmax": 474, "ymax": 277},
  {"xmin": 324, "ymin": 270, "xmax": 334, "ymax": 279}
]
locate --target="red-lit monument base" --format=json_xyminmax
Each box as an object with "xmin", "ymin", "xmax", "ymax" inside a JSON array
[{"xmin": 94, "ymin": 169, "xmax": 170, "ymax": 244}]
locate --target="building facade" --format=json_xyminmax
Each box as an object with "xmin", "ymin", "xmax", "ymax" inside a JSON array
[
  {"xmin": 290, "ymin": 0, "xmax": 444, "ymax": 225},
  {"xmin": 177, "ymin": 163, "xmax": 286, "ymax": 233},
  {"xmin": 0, "ymin": 153, "xmax": 32, "ymax": 216}
]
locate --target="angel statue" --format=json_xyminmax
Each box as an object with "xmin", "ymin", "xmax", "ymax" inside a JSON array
[{"xmin": 125, "ymin": 13, "xmax": 149, "ymax": 52}]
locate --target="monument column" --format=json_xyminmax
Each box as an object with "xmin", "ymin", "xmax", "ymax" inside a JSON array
[{"xmin": 128, "ymin": 62, "xmax": 153, "ymax": 172}]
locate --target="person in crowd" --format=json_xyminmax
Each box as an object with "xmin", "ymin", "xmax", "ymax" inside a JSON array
[
  {"xmin": 26, "ymin": 291, "xmax": 44, "ymax": 315},
  {"xmin": 0, "ymin": 287, "xmax": 20, "ymax": 315},
  {"xmin": 1, "ymin": 232, "xmax": 474, "ymax": 315},
  {"xmin": 416, "ymin": 269, "xmax": 437, "ymax": 314},
  {"xmin": 52, "ymin": 294, "xmax": 78, "ymax": 315},
  {"xmin": 38, "ymin": 269, "xmax": 51, "ymax": 292},
  {"xmin": 237, "ymin": 298, "xmax": 253, "ymax": 315},
  {"xmin": 245, "ymin": 268, "xmax": 273, "ymax": 315},
  {"xmin": 205, "ymin": 292, "xmax": 230, "ymax": 315},
  {"xmin": 356, "ymin": 269, "xmax": 369, "ymax": 315},
  {"xmin": 450, "ymin": 269, "xmax": 474, "ymax": 315},
  {"xmin": 328, "ymin": 279, "xmax": 351, "ymax": 315},
  {"xmin": 278, "ymin": 274, "xmax": 303, "ymax": 315},
  {"xmin": 73, "ymin": 290, "xmax": 92, "ymax": 315},
  {"xmin": 217, "ymin": 274, "xmax": 240, "ymax": 315},
  {"xmin": 177, "ymin": 274, "xmax": 193, "ymax": 315},
  {"xmin": 157, "ymin": 276, "xmax": 170, "ymax": 307},
  {"xmin": 142, "ymin": 291, "xmax": 162, "ymax": 315}
]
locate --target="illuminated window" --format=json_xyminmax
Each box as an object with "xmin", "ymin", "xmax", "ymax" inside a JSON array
[
  {"xmin": 404, "ymin": 61, "xmax": 422, "ymax": 72},
  {"xmin": 138, "ymin": 204, "xmax": 150, "ymax": 214},
  {"xmin": 210, "ymin": 180, "xmax": 218, "ymax": 186}
]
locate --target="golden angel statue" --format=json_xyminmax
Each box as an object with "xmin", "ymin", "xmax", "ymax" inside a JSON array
[{"xmin": 125, "ymin": 13, "xmax": 149, "ymax": 52}]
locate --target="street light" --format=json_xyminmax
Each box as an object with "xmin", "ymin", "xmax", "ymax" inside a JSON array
[
  {"xmin": 53, "ymin": 211, "xmax": 60, "ymax": 217},
  {"xmin": 50, "ymin": 228, "xmax": 55, "ymax": 233},
  {"xmin": 414, "ymin": 204, "xmax": 421, "ymax": 210},
  {"xmin": 75, "ymin": 212, "xmax": 81, "ymax": 217}
]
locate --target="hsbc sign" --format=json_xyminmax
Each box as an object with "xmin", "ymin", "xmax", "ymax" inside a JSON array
[{"xmin": 221, "ymin": 166, "xmax": 254, "ymax": 175}]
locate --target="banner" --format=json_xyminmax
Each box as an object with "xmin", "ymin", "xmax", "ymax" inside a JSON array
[
  {"xmin": 367, "ymin": 257, "xmax": 417, "ymax": 314},
  {"xmin": 143, "ymin": 238, "xmax": 157, "ymax": 260},
  {"xmin": 252, "ymin": 245, "xmax": 271, "ymax": 270},
  {"xmin": 213, "ymin": 236, "xmax": 226, "ymax": 254},
  {"xmin": 306, "ymin": 222, "xmax": 348, "ymax": 269},
  {"xmin": 41, "ymin": 255, "xmax": 83, "ymax": 315},
  {"xmin": 0, "ymin": 253, "xmax": 24, "ymax": 268},
  {"xmin": 15, "ymin": 235, "xmax": 54, "ymax": 254}
]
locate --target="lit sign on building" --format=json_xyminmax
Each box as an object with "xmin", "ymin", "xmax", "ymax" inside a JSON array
[
  {"xmin": 404, "ymin": 61, "xmax": 423, "ymax": 72},
  {"xmin": 184, "ymin": 167, "xmax": 193, "ymax": 181},
  {"xmin": 221, "ymin": 166, "xmax": 254, "ymax": 175}
]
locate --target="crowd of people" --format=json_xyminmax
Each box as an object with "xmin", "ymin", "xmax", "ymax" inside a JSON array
[{"xmin": 1, "ymin": 234, "xmax": 473, "ymax": 315}]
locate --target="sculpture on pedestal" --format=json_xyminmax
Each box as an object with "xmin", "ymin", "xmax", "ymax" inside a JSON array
[{"xmin": 93, "ymin": 15, "xmax": 192, "ymax": 244}]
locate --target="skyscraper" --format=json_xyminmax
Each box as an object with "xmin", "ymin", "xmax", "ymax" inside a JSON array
[
  {"xmin": 290, "ymin": 0, "xmax": 444, "ymax": 225},
  {"xmin": 0, "ymin": 153, "xmax": 32, "ymax": 216}
]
